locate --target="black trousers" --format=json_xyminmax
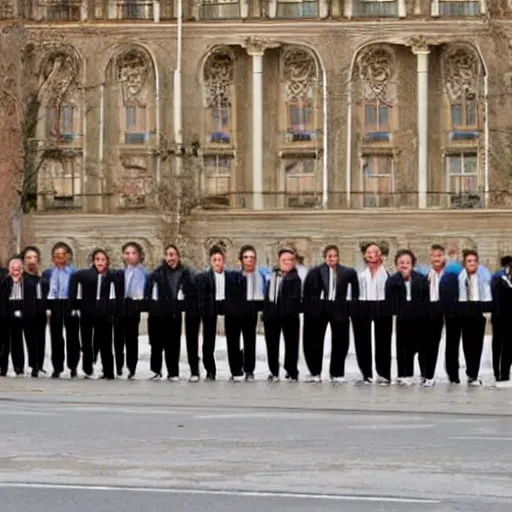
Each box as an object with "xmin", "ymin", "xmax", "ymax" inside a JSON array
[
  {"xmin": 0, "ymin": 317, "xmax": 37, "ymax": 375},
  {"xmin": 396, "ymin": 317, "xmax": 427, "ymax": 378},
  {"xmin": 222, "ymin": 314, "xmax": 251, "ymax": 377},
  {"xmin": 304, "ymin": 313, "xmax": 350, "ymax": 378},
  {"xmin": 491, "ymin": 314, "xmax": 512, "ymax": 381},
  {"xmin": 352, "ymin": 316, "xmax": 393, "ymax": 381},
  {"xmin": 445, "ymin": 316, "xmax": 462, "ymax": 383},
  {"xmin": 263, "ymin": 314, "xmax": 300, "ymax": 379},
  {"xmin": 114, "ymin": 314, "xmax": 140, "ymax": 375},
  {"xmin": 0, "ymin": 318, "xmax": 9, "ymax": 374},
  {"xmin": 184, "ymin": 315, "xmax": 200, "ymax": 377},
  {"xmin": 149, "ymin": 315, "xmax": 181, "ymax": 377},
  {"xmin": 37, "ymin": 314, "xmax": 47, "ymax": 371},
  {"xmin": 49, "ymin": 314, "xmax": 80, "ymax": 374},
  {"xmin": 461, "ymin": 315, "xmax": 486, "ymax": 381},
  {"xmin": 425, "ymin": 313, "xmax": 444, "ymax": 380},
  {"xmin": 80, "ymin": 315, "xmax": 114, "ymax": 378}
]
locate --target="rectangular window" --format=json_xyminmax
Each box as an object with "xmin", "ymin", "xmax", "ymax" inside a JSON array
[
  {"xmin": 208, "ymin": 107, "xmax": 231, "ymax": 144},
  {"xmin": 46, "ymin": 1, "xmax": 81, "ymax": 21},
  {"xmin": 124, "ymin": 105, "xmax": 148, "ymax": 144},
  {"xmin": 362, "ymin": 155, "xmax": 394, "ymax": 207},
  {"xmin": 200, "ymin": 0, "xmax": 240, "ymax": 19},
  {"xmin": 286, "ymin": 99, "xmax": 315, "ymax": 142},
  {"xmin": 203, "ymin": 156, "xmax": 232, "ymax": 207},
  {"xmin": 46, "ymin": 105, "xmax": 75, "ymax": 143},
  {"xmin": 364, "ymin": 100, "xmax": 391, "ymax": 142},
  {"xmin": 353, "ymin": 0, "xmax": 399, "ymax": 17},
  {"xmin": 284, "ymin": 159, "xmax": 318, "ymax": 208},
  {"xmin": 276, "ymin": 0, "xmax": 319, "ymax": 18},
  {"xmin": 437, "ymin": 1, "xmax": 481, "ymax": 16},
  {"xmin": 120, "ymin": 0, "xmax": 153, "ymax": 19},
  {"xmin": 451, "ymin": 99, "xmax": 477, "ymax": 130},
  {"xmin": 447, "ymin": 153, "xmax": 481, "ymax": 207}
]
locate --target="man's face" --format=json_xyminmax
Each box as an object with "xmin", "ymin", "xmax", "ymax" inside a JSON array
[
  {"xmin": 24, "ymin": 250, "xmax": 39, "ymax": 272},
  {"xmin": 464, "ymin": 254, "xmax": 478, "ymax": 275},
  {"xmin": 397, "ymin": 254, "xmax": 413, "ymax": 279},
  {"xmin": 364, "ymin": 244, "xmax": 382, "ymax": 265},
  {"xmin": 165, "ymin": 247, "xmax": 180, "ymax": 270},
  {"xmin": 430, "ymin": 249, "xmax": 445, "ymax": 271},
  {"xmin": 124, "ymin": 245, "xmax": 141, "ymax": 266},
  {"xmin": 211, "ymin": 253, "xmax": 225, "ymax": 273},
  {"xmin": 53, "ymin": 248, "xmax": 68, "ymax": 268},
  {"xmin": 279, "ymin": 252, "xmax": 296, "ymax": 273},
  {"xmin": 325, "ymin": 249, "xmax": 339, "ymax": 268},
  {"xmin": 9, "ymin": 260, "xmax": 23, "ymax": 280},
  {"xmin": 241, "ymin": 250, "xmax": 257, "ymax": 273},
  {"xmin": 94, "ymin": 252, "xmax": 108, "ymax": 274}
]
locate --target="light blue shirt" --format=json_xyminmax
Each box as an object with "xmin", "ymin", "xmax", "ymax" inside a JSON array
[{"xmin": 48, "ymin": 265, "xmax": 74, "ymax": 300}]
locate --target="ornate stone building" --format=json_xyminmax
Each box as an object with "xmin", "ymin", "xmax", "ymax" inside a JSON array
[{"xmin": 2, "ymin": 1, "xmax": 512, "ymax": 268}]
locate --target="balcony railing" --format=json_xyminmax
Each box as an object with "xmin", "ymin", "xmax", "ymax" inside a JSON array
[
  {"xmin": 281, "ymin": 130, "xmax": 321, "ymax": 144},
  {"xmin": 276, "ymin": 1, "xmax": 319, "ymax": 18},
  {"xmin": 117, "ymin": 0, "xmax": 153, "ymax": 19},
  {"xmin": 44, "ymin": 0, "xmax": 82, "ymax": 21},
  {"xmin": 438, "ymin": 0, "xmax": 481, "ymax": 15},
  {"xmin": 199, "ymin": 1, "xmax": 240, "ymax": 19},
  {"xmin": 352, "ymin": 0, "xmax": 398, "ymax": 17}
]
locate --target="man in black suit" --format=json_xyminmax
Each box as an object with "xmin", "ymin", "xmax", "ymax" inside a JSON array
[
  {"xmin": 197, "ymin": 245, "xmax": 244, "ymax": 381},
  {"xmin": 303, "ymin": 244, "xmax": 359, "ymax": 383}
]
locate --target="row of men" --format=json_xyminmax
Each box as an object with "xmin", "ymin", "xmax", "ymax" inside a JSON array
[{"xmin": 0, "ymin": 241, "xmax": 510, "ymax": 387}]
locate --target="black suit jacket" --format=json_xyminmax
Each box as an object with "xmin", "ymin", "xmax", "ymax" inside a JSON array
[
  {"xmin": 69, "ymin": 267, "xmax": 117, "ymax": 317},
  {"xmin": 263, "ymin": 268, "xmax": 302, "ymax": 319},
  {"xmin": 385, "ymin": 271, "xmax": 429, "ymax": 319},
  {"xmin": 0, "ymin": 274, "xmax": 41, "ymax": 320},
  {"xmin": 196, "ymin": 269, "xmax": 244, "ymax": 317},
  {"xmin": 303, "ymin": 263, "xmax": 359, "ymax": 320},
  {"xmin": 144, "ymin": 263, "xmax": 199, "ymax": 318}
]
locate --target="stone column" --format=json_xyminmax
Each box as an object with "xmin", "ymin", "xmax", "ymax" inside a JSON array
[
  {"xmin": 244, "ymin": 37, "xmax": 279, "ymax": 210},
  {"xmin": 411, "ymin": 40, "xmax": 430, "ymax": 209}
]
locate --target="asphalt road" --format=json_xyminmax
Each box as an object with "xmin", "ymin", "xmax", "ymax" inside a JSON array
[{"xmin": 0, "ymin": 397, "xmax": 511, "ymax": 511}]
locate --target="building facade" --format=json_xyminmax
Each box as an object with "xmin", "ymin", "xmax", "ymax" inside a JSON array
[{"xmin": 2, "ymin": 1, "xmax": 512, "ymax": 268}]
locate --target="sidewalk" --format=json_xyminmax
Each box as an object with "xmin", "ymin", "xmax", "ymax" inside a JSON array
[{"xmin": 1, "ymin": 323, "xmax": 511, "ymax": 417}]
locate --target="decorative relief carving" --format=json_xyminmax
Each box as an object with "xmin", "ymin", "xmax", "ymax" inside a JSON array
[
  {"xmin": 357, "ymin": 45, "xmax": 396, "ymax": 101},
  {"xmin": 116, "ymin": 50, "xmax": 148, "ymax": 103},
  {"xmin": 442, "ymin": 46, "xmax": 481, "ymax": 101},
  {"xmin": 202, "ymin": 49, "xmax": 234, "ymax": 109},
  {"xmin": 119, "ymin": 155, "xmax": 151, "ymax": 208},
  {"xmin": 38, "ymin": 51, "xmax": 79, "ymax": 107},
  {"xmin": 406, "ymin": 35, "xmax": 430, "ymax": 54},
  {"xmin": 281, "ymin": 46, "xmax": 317, "ymax": 101},
  {"xmin": 243, "ymin": 36, "xmax": 280, "ymax": 56}
]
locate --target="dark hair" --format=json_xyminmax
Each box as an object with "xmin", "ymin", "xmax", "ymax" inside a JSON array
[
  {"xmin": 323, "ymin": 244, "xmax": 339, "ymax": 259},
  {"xmin": 360, "ymin": 241, "xmax": 381, "ymax": 255},
  {"xmin": 501, "ymin": 255, "xmax": 512, "ymax": 267},
  {"xmin": 209, "ymin": 245, "xmax": 225, "ymax": 258},
  {"xmin": 21, "ymin": 245, "xmax": 41, "ymax": 261},
  {"xmin": 90, "ymin": 248, "xmax": 109, "ymax": 265},
  {"xmin": 431, "ymin": 244, "xmax": 445, "ymax": 252},
  {"xmin": 164, "ymin": 244, "xmax": 181, "ymax": 259},
  {"xmin": 239, "ymin": 244, "xmax": 256, "ymax": 261},
  {"xmin": 278, "ymin": 247, "xmax": 296, "ymax": 258},
  {"xmin": 51, "ymin": 241, "xmax": 73, "ymax": 258},
  {"xmin": 462, "ymin": 249, "xmax": 478, "ymax": 262},
  {"xmin": 123, "ymin": 241, "xmax": 145, "ymax": 263},
  {"xmin": 394, "ymin": 249, "xmax": 417, "ymax": 267}
]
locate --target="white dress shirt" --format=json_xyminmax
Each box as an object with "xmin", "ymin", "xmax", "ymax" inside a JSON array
[
  {"xmin": 328, "ymin": 267, "xmax": 336, "ymax": 301},
  {"xmin": 245, "ymin": 271, "xmax": 264, "ymax": 301},
  {"xmin": 96, "ymin": 274, "xmax": 102, "ymax": 300},
  {"xmin": 405, "ymin": 279, "xmax": 412, "ymax": 302},
  {"xmin": 468, "ymin": 273, "xmax": 480, "ymax": 302},
  {"xmin": 215, "ymin": 272, "xmax": 225, "ymax": 301},
  {"xmin": 359, "ymin": 265, "xmax": 388, "ymax": 301},
  {"xmin": 428, "ymin": 268, "xmax": 444, "ymax": 302},
  {"xmin": 10, "ymin": 281, "xmax": 22, "ymax": 300}
]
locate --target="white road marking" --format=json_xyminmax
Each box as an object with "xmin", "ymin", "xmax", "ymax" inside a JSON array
[
  {"xmin": 449, "ymin": 436, "xmax": 512, "ymax": 441},
  {"xmin": 0, "ymin": 482, "xmax": 441, "ymax": 504},
  {"xmin": 347, "ymin": 424, "xmax": 436, "ymax": 430}
]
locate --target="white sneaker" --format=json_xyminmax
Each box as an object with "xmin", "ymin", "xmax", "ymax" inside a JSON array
[
  {"xmin": 495, "ymin": 380, "xmax": 512, "ymax": 389},
  {"xmin": 267, "ymin": 374, "xmax": 280, "ymax": 383},
  {"xmin": 168, "ymin": 376, "xmax": 180, "ymax": 382},
  {"xmin": 305, "ymin": 375, "xmax": 315, "ymax": 383},
  {"xmin": 230, "ymin": 375, "xmax": 244, "ymax": 382},
  {"xmin": 331, "ymin": 376, "xmax": 346, "ymax": 384},
  {"xmin": 423, "ymin": 378, "xmax": 435, "ymax": 388},
  {"xmin": 188, "ymin": 375, "xmax": 199, "ymax": 383},
  {"xmin": 468, "ymin": 378, "xmax": 482, "ymax": 387},
  {"xmin": 397, "ymin": 377, "xmax": 413, "ymax": 386},
  {"xmin": 376, "ymin": 375, "xmax": 391, "ymax": 386},
  {"xmin": 313, "ymin": 375, "xmax": 321, "ymax": 383}
]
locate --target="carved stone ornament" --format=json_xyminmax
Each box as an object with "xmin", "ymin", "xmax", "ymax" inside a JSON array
[
  {"xmin": 117, "ymin": 50, "xmax": 148, "ymax": 103},
  {"xmin": 243, "ymin": 36, "xmax": 280, "ymax": 56},
  {"xmin": 357, "ymin": 45, "xmax": 396, "ymax": 99},
  {"xmin": 282, "ymin": 46, "xmax": 317, "ymax": 101},
  {"xmin": 38, "ymin": 51, "xmax": 78, "ymax": 107},
  {"xmin": 406, "ymin": 35, "xmax": 430, "ymax": 54},
  {"xmin": 442, "ymin": 46, "xmax": 481, "ymax": 101},
  {"xmin": 203, "ymin": 49, "xmax": 234, "ymax": 109}
]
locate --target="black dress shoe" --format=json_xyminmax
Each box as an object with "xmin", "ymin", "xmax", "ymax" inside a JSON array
[
  {"xmin": 31, "ymin": 369, "xmax": 38, "ymax": 378},
  {"xmin": 127, "ymin": 372, "xmax": 135, "ymax": 380},
  {"xmin": 70, "ymin": 369, "xmax": 77, "ymax": 378},
  {"xmin": 51, "ymin": 371, "xmax": 60, "ymax": 379},
  {"xmin": 39, "ymin": 368, "xmax": 47, "ymax": 375},
  {"xmin": 205, "ymin": 373, "xmax": 216, "ymax": 381},
  {"xmin": 116, "ymin": 368, "xmax": 123, "ymax": 377}
]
